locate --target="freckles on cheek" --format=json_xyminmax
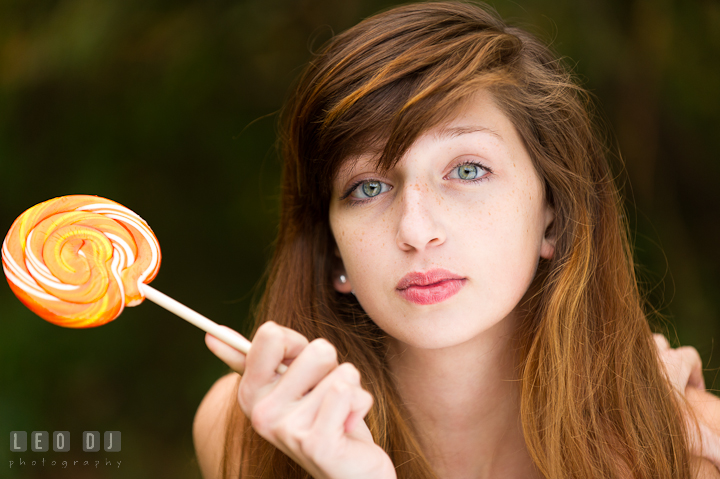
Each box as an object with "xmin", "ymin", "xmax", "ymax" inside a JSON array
[
  {"xmin": 473, "ymin": 192, "xmax": 529, "ymax": 250},
  {"xmin": 343, "ymin": 220, "xmax": 394, "ymax": 280}
]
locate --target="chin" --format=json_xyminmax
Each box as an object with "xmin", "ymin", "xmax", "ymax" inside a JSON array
[
  {"xmin": 384, "ymin": 312, "xmax": 507, "ymax": 351},
  {"xmin": 404, "ymin": 334, "xmax": 478, "ymax": 350}
]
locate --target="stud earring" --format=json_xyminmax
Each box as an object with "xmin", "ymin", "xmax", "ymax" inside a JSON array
[{"xmin": 339, "ymin": 274, "xmax": 347, "ymax": 284}]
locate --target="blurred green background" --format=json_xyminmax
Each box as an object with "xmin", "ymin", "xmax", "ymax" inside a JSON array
[{"xmin": 1, "ymin": 0, "xmax": 718, "ymax": 477}]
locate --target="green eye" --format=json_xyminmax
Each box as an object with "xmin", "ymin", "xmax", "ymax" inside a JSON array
[
  {"xmin": 361, "ymin": 181, "xmax": 382, "ymax": 197},
  {"xmin": 457, "ymin": 164, "xmax": 479, "ymax": 180},
  {"xmin": 449, "ymin": 161, "xmax": 491, "ymax": 181},
  {"xmin": 341, "ymin": 179, "xmax": 393, "ymax": 204}
]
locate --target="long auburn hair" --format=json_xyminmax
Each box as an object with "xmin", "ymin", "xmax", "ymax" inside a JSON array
[{"xmin": 220, "ymin": 1, "xmax": 694, "ymax": 477}]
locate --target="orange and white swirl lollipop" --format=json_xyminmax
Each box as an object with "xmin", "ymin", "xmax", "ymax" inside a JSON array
[
  {"xmin": 2, "ymin": 195, "xmax": 284, "ymax": 371},
  {"xmin": 2, "ymin": 195, "xmax": 160, "ymax": 327}
]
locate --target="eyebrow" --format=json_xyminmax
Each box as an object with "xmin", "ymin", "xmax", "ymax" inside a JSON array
[{"xmin": 432, "ymin": 125, "xmax": 504, "ymax": 142}]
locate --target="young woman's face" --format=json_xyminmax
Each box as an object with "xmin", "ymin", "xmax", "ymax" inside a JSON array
[{"xmin": 328, "ymin": 89, "xmax": 555, "ymax": 349}]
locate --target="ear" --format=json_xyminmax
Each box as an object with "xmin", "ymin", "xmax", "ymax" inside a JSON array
[
  {"xmin": 540, "ymin": 203, "xmax": 556, "ymax": 260},
  {"xmin": 332, "ymin": 246, "xmax": 354, "ymax": 294}
]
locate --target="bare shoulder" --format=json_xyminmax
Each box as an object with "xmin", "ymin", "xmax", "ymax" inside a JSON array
[
  {"xmin": 193, "ymin": 372, "xmax": 244, "ymax": 479},
  {"xmin": 692, "ymin": 457, "xmax": 720, "ymax": 479},
  {"xmin": 687, "ymin": 388, "xmax": 720, "ymax": 427}
]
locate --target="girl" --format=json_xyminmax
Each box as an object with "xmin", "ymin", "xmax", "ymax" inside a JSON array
[{"xmin": 193, "ymin": 2, "xmax": 720, "ymax": 477}]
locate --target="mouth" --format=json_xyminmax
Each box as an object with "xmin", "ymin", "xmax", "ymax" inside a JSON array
[
  {"xmin": 396, "ymin": 269, "xmax": 466, "ymax": 305},
  {"xmin": 396, "ymin": 268, "xmax": 465, "ymax": 290}
]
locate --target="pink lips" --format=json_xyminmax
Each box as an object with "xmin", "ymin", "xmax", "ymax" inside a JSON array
[{"xmin": 396, "ymin": 268, "xmax": 466, "ymax": 305}]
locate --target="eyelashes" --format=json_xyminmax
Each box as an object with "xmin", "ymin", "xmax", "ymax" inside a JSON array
[
  {"xmin": 340, "ymin": 160, "xmax": 493, "ymax": 206},
  {"xmin": 339, "ymin": 179, "xmax": 389, "ymax": 203}
]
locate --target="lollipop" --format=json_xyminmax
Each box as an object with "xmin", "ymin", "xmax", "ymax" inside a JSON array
[{"xmin": 2, "ymin": 195, "xmax": 286, "ymax": 372}]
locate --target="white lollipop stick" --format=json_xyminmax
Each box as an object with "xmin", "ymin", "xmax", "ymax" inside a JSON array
[{"xmin": 140, "ymin": 284, "xmax": 287, "ymax": 374}]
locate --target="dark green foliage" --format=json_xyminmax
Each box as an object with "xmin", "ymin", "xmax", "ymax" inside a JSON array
[{"xmin": 0, "ymin": 1, "xmax": 718, "ymax": 477}]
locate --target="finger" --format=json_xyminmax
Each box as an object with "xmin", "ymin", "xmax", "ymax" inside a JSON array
[
  {"xmin": 271, "ymin": 338, "xmax": 339, "ymax": 402},
  {"xmin": 677, "ymin": 346, "xmax": 706, "ymax": 391},
  {"xmin": 205, "ymin": 329, "xmax": 247, "ymax": 373},
  {"xmin": 654, "ymin": 333, "xmax": 671, "ymax": 351},
  {"xmin": 292, "ymin": 363, "xmax": 363, "ymax": 428},
  {"xmin": 344, "ymin": 389, "xmax": 374, "ymax": 434},
  {"xmin": 243, "ymin": 321, "xmax": 310, "ymax": 389},
  {"xmin": 312, "ymin": 381, "xmax": 373, "ymax": 440}
]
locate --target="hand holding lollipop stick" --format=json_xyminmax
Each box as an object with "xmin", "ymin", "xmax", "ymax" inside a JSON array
[{"xmin": 2, "ymin": 195, "xmax": 287, "ymax": 374}]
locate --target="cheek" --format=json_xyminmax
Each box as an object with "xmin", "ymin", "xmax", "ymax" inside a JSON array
[
  {"xmin": 333, "ymin": 220, "xmax": 393, "ymax": 285},
  {"xmin": 462, "ymin": 191, "xmax": 545, "ymax": 295}
]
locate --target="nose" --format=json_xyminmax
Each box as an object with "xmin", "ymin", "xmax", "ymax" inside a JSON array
[{"xmin": 395, "ymin": 182, "xmax": 446, "ymax": 252}]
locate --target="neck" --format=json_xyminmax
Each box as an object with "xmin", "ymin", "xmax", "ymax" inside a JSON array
[{"xmin": 386, "ymin": 313, "xmax": 539, "ymax": 479}]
